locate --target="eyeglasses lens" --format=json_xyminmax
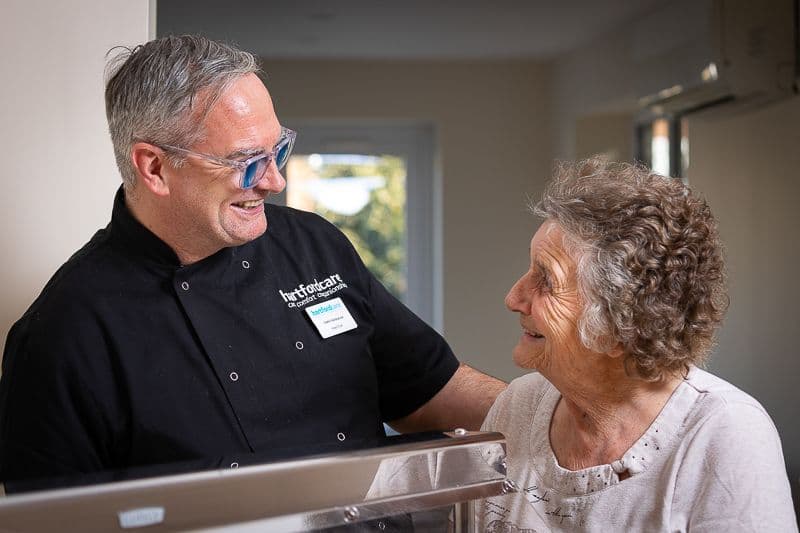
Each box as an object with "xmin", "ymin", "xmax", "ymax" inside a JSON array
[
  {"xmin": 242, "ymin": 158, "xmax": 268, "ymax": 189},
  {"xmin": 239, "ymin": 131, "xmax": 295, "ymax": 188},
  {"xmin": 275, "ymin": 142, "xmax": 291, "ymax": 170}
]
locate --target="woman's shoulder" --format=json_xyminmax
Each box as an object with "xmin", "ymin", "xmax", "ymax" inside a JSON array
[
  {"xmin": 506, "ymin": 371, "xmax": 551, "ymax": 397},
  {"xmin": 672, "ymin": 368, "xmax": 796, "ymax": 528},
  {"xmin": 482, "ymin": 372, "xmax": 553, "ymax": 431},
  {"xmin": 684, "ymin": 366, "xmax": 773, "ymax": 422},
  {"xmin": 680, "ymin": 367, "xmax": 784, "ymax": 464}
]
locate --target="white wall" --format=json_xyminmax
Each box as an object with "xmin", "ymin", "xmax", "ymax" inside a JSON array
[
  {"xmin": 0, "ymin": 1, "xmax": 153, "ymax": 352},
  {"xmin": 262, "ymin": 59, "xmax": 553, "ymax": 382}
]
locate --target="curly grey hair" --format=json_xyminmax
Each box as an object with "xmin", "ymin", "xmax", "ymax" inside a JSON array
[
  {"xmin": 104, "ymin": 35, "xmax": 260, "ymax": 189},
  {"xmin": 534, "ymin": 157, "xmax": 728, "ymax": 380}
]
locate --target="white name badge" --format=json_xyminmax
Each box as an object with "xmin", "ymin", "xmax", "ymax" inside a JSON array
[{"xmin": 305, "ymin": 297, "xmax": 358, "ymax": 339}]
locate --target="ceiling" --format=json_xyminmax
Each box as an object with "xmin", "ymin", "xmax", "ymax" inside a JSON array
[{"xmin": 157, "ymin": 0, "xmax": 669, "ymax": 60}]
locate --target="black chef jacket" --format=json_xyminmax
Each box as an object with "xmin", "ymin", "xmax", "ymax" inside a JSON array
[{"xmin": 0, "ymin": 188, "xmax": 459, "ymax": 483}]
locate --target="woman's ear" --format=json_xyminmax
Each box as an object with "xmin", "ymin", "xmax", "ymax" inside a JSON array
[
  {"xmin": 130, "ymin": 142, "xmax": 171, "ymax": 197},
  {"xmin": 607, "ymin": 342, "xmax": 626, "ymax": 359}
]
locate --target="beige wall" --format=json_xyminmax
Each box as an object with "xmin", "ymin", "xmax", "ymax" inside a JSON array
[
  {"xmin": 552, "ymin": 27, "xmax": 640, "ymax": 159},
  {"xmin": 0, "ymin": 1, "xmax": 153, "ymax": 351},
  {"xmin": 688, "ymin": 96, "xmax": 800, "ymax": 500},
  {"xmin": 262, "ymin": 59, "xmax": 553, "ymax": 381},
  {"xmin": 575, "ymin": 112, "xmax": 635, "ymax": 161}
]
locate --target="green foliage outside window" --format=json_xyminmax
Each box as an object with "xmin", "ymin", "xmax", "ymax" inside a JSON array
[{"xmin": 312, "ymin": 156, "xmax": 407, "ymax": 300}]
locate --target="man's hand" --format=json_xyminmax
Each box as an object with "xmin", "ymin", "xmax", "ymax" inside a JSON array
[{"xmin": 388, "ymin": 364, "xmax": 507, "ymax": 433}]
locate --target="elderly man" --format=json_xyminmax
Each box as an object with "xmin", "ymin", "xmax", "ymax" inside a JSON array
[{"xmin": 0, "ymin": 35, "xmax": 505, "ymax": 484}]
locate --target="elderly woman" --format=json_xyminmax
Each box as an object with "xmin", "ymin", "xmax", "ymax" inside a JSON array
[{"xmin": 478, "ymin": 158, "xmax": 796, "ymax": 532}]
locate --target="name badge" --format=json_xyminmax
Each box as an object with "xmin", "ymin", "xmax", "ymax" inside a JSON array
[{"xmin": 305, "ymin": 297, "xmax": 358, "ymax": 339}]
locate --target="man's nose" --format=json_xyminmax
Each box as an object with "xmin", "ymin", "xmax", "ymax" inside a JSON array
[{"xmin": 255, "ymin": 160, "xmax": 286, "ymax": 193}]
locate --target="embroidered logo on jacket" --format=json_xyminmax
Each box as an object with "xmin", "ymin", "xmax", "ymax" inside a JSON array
[{"xmin": 278, "ymin": 273, "xmax": 348, "ymax": 308}]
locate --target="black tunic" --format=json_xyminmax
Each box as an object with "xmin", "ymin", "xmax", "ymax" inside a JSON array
[{"xmin": 0, "ymin": 188, "xmax": 458, "ymax": 483}]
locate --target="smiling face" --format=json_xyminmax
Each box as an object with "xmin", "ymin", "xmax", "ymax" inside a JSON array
[
  {"xmin": 162, "ymin": 73, "xmax": 286, "ymax": 262},
  {"xmin": 505, "ymin": 220, "xmax": 590, "ymax": 378}
]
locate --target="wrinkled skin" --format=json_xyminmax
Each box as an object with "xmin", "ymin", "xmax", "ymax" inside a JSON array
[
  {"xmin": 505, "ymin": 221, "xmax": 682, "ymax": 470},
  {"xmin": 505, "ymin": 220, "xmax": 592, "ymax": 384}
]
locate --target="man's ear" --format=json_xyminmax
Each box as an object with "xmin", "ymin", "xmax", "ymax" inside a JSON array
[{"xmin": 131, "ymin": 142, "xmax": 171, "ymax": 197}]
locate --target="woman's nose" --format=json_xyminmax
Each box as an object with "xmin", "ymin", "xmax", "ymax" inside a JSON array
[{"xmin": 505, "ymin": 276, "xmax": 529, "ymax": 313}]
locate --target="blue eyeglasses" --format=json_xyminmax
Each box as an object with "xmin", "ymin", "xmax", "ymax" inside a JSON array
[{"xmin": 157, "ymin": 127, "xmax": 297, "ymax": 189}]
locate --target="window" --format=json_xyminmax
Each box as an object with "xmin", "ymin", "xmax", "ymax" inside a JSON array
[
  {"xmin": 274, "ymin": 123, "xmax": 440, "ymax": 329},
  {"xmin": 636, "ymin": 115, "xmax": 690, "ymax": 181},
  {"xmin": 287, "ymin": 153, "xmax": 407, "ymax": 299}
]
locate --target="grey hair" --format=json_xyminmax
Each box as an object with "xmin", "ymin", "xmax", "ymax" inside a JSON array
[
  {"xmin": 533, "ymin": 157, "xmax": 727, "ymax": 380},
  {"xmin": 104, "ymin": 35, "xmax": 260, "ymax": 189}
]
